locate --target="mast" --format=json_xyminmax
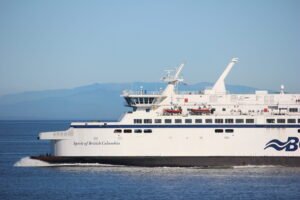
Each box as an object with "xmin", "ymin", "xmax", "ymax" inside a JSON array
[
  {"xmin": 161, "ymin": 63, "xmax": 185, "ymax": 96},
  {"xmin": 210, "ymin": 58, "xmax": 238, "ymax": 94}
]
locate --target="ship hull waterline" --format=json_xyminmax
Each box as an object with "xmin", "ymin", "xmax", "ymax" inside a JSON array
[{"xmin": 30, "ymin": 156, "xmax": 300, "ymax": 167}]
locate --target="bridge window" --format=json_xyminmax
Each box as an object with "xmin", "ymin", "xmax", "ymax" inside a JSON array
[
  {"xmin": 287, "ymin": 119, "xmax": 296, "ymax": 124},
  {"xmin": 205, "ymin": 119, "xmax": 212, "ymax": 124},
  {"xmin": 277, "ymin": 119, "xmax": 286, "ymax": 123},
  {"xmin": 139, "ymin": 98, "xmax": 144, "ymax": 104},
  {"xmin": 235, "ymin": 119, "xmax": 244, "ymax": 124},
  {"xmin": 266, "ymin": 119, "xmax": 275, "ymax": 123},
  {"xmin": 185, "ymin": 119, "xmax": 192, "ymax": 123},
  {"xmin": 215, "ymin": 119, "xmax": 223, "ymax": 124},
  {"xmin": 134, "ymin": 129, "xmax": 142, "ymax": 133},
  {"xmin": 225, "ymin": 129, "xmax": 234, "ymax": 133},
  {"xmin": 134, "ymin": 119, "xmax": 142, "ymax": 124},
  {"xmin": 165, "ymin": 119, "xmax": 172, "ymax": 124},
  {"xmin": 114, "ymin": 129, "xmax": 122, "ymax": 133},
  {"xmin": 215, "ymin": 129, "xmax": 223, "ymax": 133},
  {"xmin": 144, "ymin": 119, "xmax": 152, "ymax": 124},
  {"xmin": 144, "ymin": 129, "xmax": 152, "ymax": 133},
  {"xmin": 195, "ymin": 119, "xmax": 202, "ymax": 123},
  {"xmin": 246, "ymin": 119, "xmax": 254, "ymax": 123},
  {"xmin": 175, "ymin": 119, "xmax": 182, "ymax": 124},
  {"xmin": 225, "ymin": 119, "xmax": 234, "ymax": 124},
  {"xmin": 149, "ymin": 98, "xmax": 154, "ymax": 104},
  {"xmin": 155, "ymin": 119, "xmax": 162, "ymax": 124},
  {"xmin": 124, "ymin": 129, "xmax": 132, "ymax": 133}
]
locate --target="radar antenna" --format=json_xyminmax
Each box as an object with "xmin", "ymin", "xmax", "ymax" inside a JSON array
[
  {"xmin": 161, "ymin": 63, "xmax": 185, "ymax": 96},
  {"xmin": 162, "ymin": 63, "xmax": 185, "ymax": 84}
]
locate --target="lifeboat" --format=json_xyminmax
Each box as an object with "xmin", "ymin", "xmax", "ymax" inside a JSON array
[
  {"xmin": 163, "ymin": 108, "xmax": 182, "ymax": 114},
  {"xmin": 190, "ymin": 108, "xmax": 211, "ymax": 114}
]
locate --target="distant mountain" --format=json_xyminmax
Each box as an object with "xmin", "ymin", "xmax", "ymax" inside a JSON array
[{"xmin": 0, "ymin": 82, "xmax": 259, "ymax": 120}]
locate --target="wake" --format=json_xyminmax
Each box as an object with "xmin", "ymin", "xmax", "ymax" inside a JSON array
[{"xmin": 14, "ymin": 156, "xmax": 119, "ymax": 167}]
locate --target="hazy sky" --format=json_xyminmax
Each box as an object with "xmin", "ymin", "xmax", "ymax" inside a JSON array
[{"xmin": 0, "ymin": 0, "xmax": 299, "ymax": 95}]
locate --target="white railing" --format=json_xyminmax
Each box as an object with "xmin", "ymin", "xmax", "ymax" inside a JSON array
[
  {"xmin": 122, "ymin": 90, "xmax": 163, "ymax": 95},
  {"xmin": 122, "ymin": 90, "xmax": 204, "ymax": 96}
]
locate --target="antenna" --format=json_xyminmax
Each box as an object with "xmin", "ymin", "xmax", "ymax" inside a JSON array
[
  {"xmin": 162, "ymin": 63, "xmax": 185, "ymax": 84},
  {"xmin": 280, "ymin": 84, "xmax": 285, "ymax": 94}
]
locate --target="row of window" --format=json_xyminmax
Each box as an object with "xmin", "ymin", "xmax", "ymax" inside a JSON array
[
  {"xmin": 134, "ymin": 118, "xmax": 255, "ymax": 124},
  {"xmin": 114, "ymin": 129, "xmax": 300, "ymax": 134},
  {"xmin": 215, "ymin": 129, "xmax": 234, "ymax": 133},
  {"xmin": 127, "ymin": 97, "xmax": 155, "ymax": 105},
  {"xmin": 266, "ymin": 119, "xmax": 300, "ymax": 124},
  {"xmin": 114, "ymin": 129, "xmax": 152, "ymax": 134}
]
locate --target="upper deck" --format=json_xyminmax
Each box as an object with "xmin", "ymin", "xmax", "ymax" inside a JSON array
[{"xmin": 121, "ymin": 58, "xmax": 300, "ymax": 118}]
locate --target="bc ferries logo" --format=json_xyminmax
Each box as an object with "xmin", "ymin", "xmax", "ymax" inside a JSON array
[{"xmin": 264, "ymin": 137, "xmax": 300, "ymax": 152}]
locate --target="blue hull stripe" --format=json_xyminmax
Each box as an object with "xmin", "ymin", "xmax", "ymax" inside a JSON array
[{"xmin": 70, "ymin": 124, "xmax": 300, "ymax": 129}]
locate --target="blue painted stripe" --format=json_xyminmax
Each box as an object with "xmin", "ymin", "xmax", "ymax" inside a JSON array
[{"xmin": 70, "ymin": 124, "xmax": 300, "ymax": 129}]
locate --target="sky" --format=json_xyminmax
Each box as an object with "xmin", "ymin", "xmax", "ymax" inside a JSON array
[{"xmin": 0, "ymin": 0, "xmax": 299, "ymax": 96}]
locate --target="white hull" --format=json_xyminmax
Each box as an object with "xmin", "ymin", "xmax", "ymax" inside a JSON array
[{"xmin": 44, "ymin": 126, "xmax": 300, "ymax": 157}]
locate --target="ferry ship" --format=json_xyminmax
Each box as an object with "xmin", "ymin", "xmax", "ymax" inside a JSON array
[{"xmin": 32, "ymin": 58, "xmax": 300, "ymax": 167}]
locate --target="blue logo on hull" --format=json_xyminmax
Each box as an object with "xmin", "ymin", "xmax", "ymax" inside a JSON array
[{"xmin": 264, "ymin": 137, "xmax": 299, "ymax": 151}]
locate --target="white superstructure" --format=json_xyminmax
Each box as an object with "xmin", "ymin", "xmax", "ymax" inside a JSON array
[{"xmin": 36, "ymin": 58, "xmax": 300, "ymax": 167}]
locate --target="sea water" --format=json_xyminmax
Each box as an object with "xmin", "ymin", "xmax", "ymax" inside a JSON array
[{"xmin": 1, "ymin": 120, "xmax": 300, "ymax": 200}]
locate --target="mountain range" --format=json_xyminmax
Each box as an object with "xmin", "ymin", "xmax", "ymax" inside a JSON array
[{"xmin": 0, "ymin": 82, "xmax": 260, "ymax": 120}]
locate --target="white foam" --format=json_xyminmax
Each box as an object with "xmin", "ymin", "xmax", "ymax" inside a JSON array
[
  {"xmin": 14, "ymin": 156, "xmax": 51, "ymax": 167},
  {"xmin": 233, "ymin": 165, "xmax": 277, "ymax": 169},
  {"xmin": 14, "ymin": 156, "xmax": 122, "ymax": 167}
]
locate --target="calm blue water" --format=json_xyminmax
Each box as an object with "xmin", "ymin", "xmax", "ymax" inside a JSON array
[{"xmin": 1, "ymin": 120, "xmax": 300, "ymax": 200}]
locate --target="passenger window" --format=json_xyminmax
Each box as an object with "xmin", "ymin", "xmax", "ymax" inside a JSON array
[
  {"xmin": 266, "ymin": 119, "xmax": 275, "ymax": 123},
  {"xmin": 134, "ymin": 129, "xmax": 142, "ymax": 133},
  {"xmin": 235, "ymin": 119, "xmax": 244, "ymax": 124},
  {"xmin": 165, "ymin": 119, "xmax": 172, "ymax": 124},
  {"xmin": 277, "ymin": 119, "xmax": 285, "ymax": 123},
  {"xmin": 175, "ymin": 119, "xmax": 182, "ymax": 124},
  {"xmin": 155, "ymin": 119, "xmax": 162, "ymax": 124},
  {"xmin": 287, "ymin": 119, "xmax": 296, "ymax": 123},
  {"xmin": 215, "ymin": 129, "xmax": 223, "ymax": 133},
  {"xmin": 114, "ymin": 129, "xmax": 122, "ymax": 133},
  {"xmin": 246, "ymin": 119, "xmax": 254, "ymax": 123},
  {"xmin": 195, "ymin": 119, "xmax": 202, "ymax": 123},
  {"xmin": 144, "ymin": 119, "xmax": 152, "ymax": 124},
  {"xmin": 289, "ymin": 108, "xmax": 298, "ymax": 112},
  {"xmin": 185, "ymin": 119, "xmax": 192, "ymax": 123},
  {"xmin": 225, "ymin": 129, "xmax": 234, "ymax": 133},
  {"xmin": 205, "ymin": 119, "xmax": 212, "ymax": 123},
  {"xmin": 215, "ymin": 119, "xmax": 223, "ymax": 123},
  {"xmin": 124, "ymin": 129, "xmax": 132, "ymax": 133},
  {"xmin": 144, "ymin": 129, "xmax": 152, "ymax": 133},
  {"xmin": 225, "ymin": 119, "xmax": 234, "ymax": 124},
  {"xmin": 134, "ymin": 119, "xmax": 142, "ymax": 124}
]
